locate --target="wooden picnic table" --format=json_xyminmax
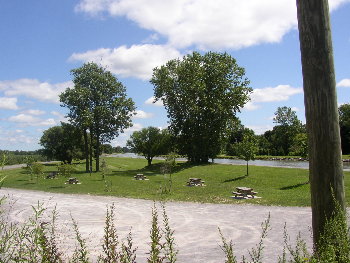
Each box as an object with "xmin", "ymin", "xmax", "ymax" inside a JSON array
[
  {"xmin": 187, "ymin": 178, "xmax": 205, "ymax": 186},
  {"xmin": 134, "ymin": 174, "xmax": 148, "ymax": 180},
  {"xmin": 232, "ymin": 187, "xmax": 257, "ymax": 198}
]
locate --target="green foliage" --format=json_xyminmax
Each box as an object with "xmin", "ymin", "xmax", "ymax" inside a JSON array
[
  {"xmin": 161, "ymin": 203, "xmax": 178, "ymax": 263},
  {"xmin": 151, "ymin": 51, "xmax": 252, "ymax": 163},
  {"xmin": 57, "ymin": 163, "xmax": 76, "ymax": 177},
  {"xmin": 271, "ymin": 107, "xmax": 304, "ymax": 156},
  {"xmin": 290, "ymin": 133, "xmax": 308, "ymax": 158},
  {"xmin": 148, "ymin": 203, "xmax": 163, "ymax": 263},
  {"xmin": 40, "ymin": 123, "xmax": 84, "ymax": 163},
  {"xmin": 60, "ymin": 62, "xmax": 136, "ymax": 172},
  {"xmin": 71, "ymin": 215, "xmax": 90, "ymax": 263},
  {"xmin": 99, "ymin": 203, "xmax": 119, "ymax": 262},
  {"xmin": 219, "ymin": 228, "xmax": 237, "ymax": 263},
  {"xmin": 234, "ymin": 133, "xmax": 258, "ymax": 176},
  {"xmin": 127, "ymin": 127, "xmax": 171, "ymax": 166},
  {"xmin": 339, "ymin": 103, "xmax": 350, "ymax": 154},
  {"xmin": 314, "ymin": 201, "xmax": 350, "ymax": 263}
]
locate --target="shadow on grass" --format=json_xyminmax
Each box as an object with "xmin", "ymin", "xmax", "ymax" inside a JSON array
[
  {"xmin": 280, "ymin": 181, "xmax": 309, "ymax": 190},
  {"xmin": 223, "ymin": 175, "xmax": 247, "ymax": 183},
  {"xmin": 109, "ymin": 162, "xmax": 198, "ymax": 177}
]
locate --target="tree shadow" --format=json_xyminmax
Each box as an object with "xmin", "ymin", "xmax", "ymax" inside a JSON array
[
  {"xmin": 223, "ymin": 175, "xmax": 247, "ymax": 183},
  {"xmin": 280, "ymin": 181, "xmax": 309, "ymax": 190},
  {"xmin": 109, "ymin": 162, "xmax": 198, "ymax": 177}
]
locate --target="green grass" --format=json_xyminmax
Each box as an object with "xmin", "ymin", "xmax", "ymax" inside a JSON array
[{"xmin": 2, "ymin": 157, "xmax": 350, "ymax": 207}]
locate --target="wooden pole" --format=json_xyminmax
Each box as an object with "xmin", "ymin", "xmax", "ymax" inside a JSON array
[{"xmin": 296, "ymin": 0, "xmax": 345, "ymax": 247}]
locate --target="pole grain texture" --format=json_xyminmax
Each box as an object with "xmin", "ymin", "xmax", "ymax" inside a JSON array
[{"xmin": 296, "ymin": 0, "xmax": 345, "ymax": 247}]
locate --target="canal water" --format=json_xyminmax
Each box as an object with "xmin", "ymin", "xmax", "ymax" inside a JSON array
[{"xmin": 110, "ymin": 153, "xmax": 350, "ymax": 171}]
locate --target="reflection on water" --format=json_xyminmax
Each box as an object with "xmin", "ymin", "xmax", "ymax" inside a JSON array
[{"xmin": 110, "ymin": 153, "xmax": 350, "ymax": 171}]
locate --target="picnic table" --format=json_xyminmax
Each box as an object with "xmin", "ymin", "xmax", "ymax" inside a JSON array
[
  {"xmin": 232, "ymin": 187, "xmax": 257, "ymax": 198},
  {"xmin": 187, "ymin": 178, "xmax": 205, "ymax": 186},
  {"xmin": 65, "ymin": 177, "xmax": 80, "ymax": 184},
  {"xmin": 134, "ymin": 174, "xmax": 148, "ymax": 180}
]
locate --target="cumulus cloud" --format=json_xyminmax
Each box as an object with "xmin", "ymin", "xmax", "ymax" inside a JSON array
[
  {"xmin": 145, "ymin": 96, "xmax": 163, "ymax": 107},
  {"xmin": 69, "ymin": 44, "xmax": 182, "ymax": 80},
  {"xmin": 134, "ymin": 110, "xmax": 154, "ymax": 119},
  {"xmin": 243, "ymin": 85, "xmax": 303, "ymax": 111},
  {"xmin": 0, "ymin": 97, "xmax": 18, "ymax": 110},
  {"xmin": 246, "ymin": 124, "xmax": 274, "ymax": 135},
  {"xmin": 21, "ymin": 109, "xmax": 45, "ymax": 116},
  {"xmin": 0, "ymin": 79, "xmax": 72, "ymax": 103},
  {"xmin": 8, "ymin": 113, "xmax": 57, "ymax": 127},
  {"xmin": 0, "ymin": 134, "xmax": 35, "ymax": 145},
  {"xmin": 75, "ymin": 0, "xmax": 349, "ymax": 50},
  {"xmin": 337, "ymin": 78, "xmax": 350, "ymax": 87},
  {"xmin": 125, "ymin": 123, "xmax": 143, "ymax": 133},
  {"xmin": 51, "ymin": 111, "xmax": 69, "ymax": 123}
]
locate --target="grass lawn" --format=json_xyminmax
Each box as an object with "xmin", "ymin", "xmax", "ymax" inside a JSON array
[{"xmin": 2, "ymin": 157, "xmax": 350, "ymax": 207}]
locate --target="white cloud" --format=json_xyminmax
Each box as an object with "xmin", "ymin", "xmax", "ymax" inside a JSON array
[
  {"xmin": 0, "ymin": 97, "xmax": 18, "ymax": 110},
  {"xmin": 75, "ymin": 0, "xmax": 349, "ymax": 50},
  {"xmin": 8, "ymin": 114, "xmax": 57, "ymax": 127},
  {"xmin": 21, "ymin": 109, "xmax": 45, "ymax": 116},
  {"xmin": 134, "ymin": 110, "xmax": 154, "ymax": 119},
  {"xmin": 0, "ymin": 79, "xmax": 72, "ymax": 103},
  {"xmin": 337, "ymin": 78, "xmax": 350, "ymax": 87},
  {"xmin": 51, "ymin": 111, "xmax": 69, "ymax": 123},
  {"xmin": 145, "ymin": 96, "xmax": 163, "ymax": 107},
  {"xmin": 69, "ymin": 44, "xmax": 182, "ymax": 80},
  {"xmin": 244, "ymin": 85, "xmax": 303, "ymax": 111},
  {"xmin": 0, "ymin": 134, "xmax": 35, "ymax": 145},
  {"xmin": 125, "ymin": 123, "xmax": 143, "ymax": 133},
  {"xmin": 246, "ymin": 124, "xmax": 274, "ymax": 135}
]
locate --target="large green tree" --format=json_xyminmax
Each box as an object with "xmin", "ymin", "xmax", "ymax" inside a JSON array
[
  {"xmin": 339, "ymin": 103, "xmax": 350, "ymax": 154},
  {"xmin": 127, "ymin": 127, "xmax": 171, "ymax": 166},
  {"xmin": 60, "ymin": 84, "xmax": 92, "ymax": 172},
  {"xmin": 40, "ymin": 123, "xmax": 84, "ymax": 163},
  {"xmin": 151, "ymin": 51, "xmax": 251, "ymax": 163},
  {"xmin": 60, "ymin": 62, "xmax": 135, "ymax": 172},
  {"xmin": 271, "ymin": 106, "xmax": 303, "ymax": 155}
]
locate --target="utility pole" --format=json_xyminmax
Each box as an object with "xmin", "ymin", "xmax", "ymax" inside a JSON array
[{"xmin": 296, "ymin": 0, "xmax": 345, "ymax": 247}]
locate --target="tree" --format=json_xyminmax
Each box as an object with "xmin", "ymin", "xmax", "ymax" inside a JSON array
[
  {"xmin": 60, "ymin": 62, "xmax": 136, "ymax": 172},
  {"xmin": 272, "ymin": 106, "xmax": 303, "ymax": 155},
  {"xmin": 151, "ymin": 51, "xmax": 252, "ymax": 163},
  {"xmin": 234, "ymin": 133, "xmax": 258, "ymax": 176},
  {"xmin": 40, "ymin": 123, "xmax": 84, "ymax": 163},
  {"xmin": 297, "ymin": 0, "xmax": 345, "ymax": 249},
  {"xmin": 60, "ymin": 82, "xmax": 92, "ymax": 172},
  {"xmin": 127, "ymin": 127, "xmax": 171, "ymax": 166},
  {"xmin": 339, "ymin": 103, "xmax": 350, "ymax": 154}
]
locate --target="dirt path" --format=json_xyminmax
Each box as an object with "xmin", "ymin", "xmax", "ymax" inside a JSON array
[{"xmin": 1, "ymin": 188, "xmax": 313, "ymax": 262}]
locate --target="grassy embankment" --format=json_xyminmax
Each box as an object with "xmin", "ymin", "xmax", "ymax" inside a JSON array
[{"xmin": 2, "ymin": 156, "xmax": 350, "ymax": 207}]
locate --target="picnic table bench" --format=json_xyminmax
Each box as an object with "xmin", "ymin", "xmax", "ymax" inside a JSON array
[
  {"xmin": 187, "ymin": 178, "xmax": 205, "ymax": 186},
  {"xmin": 46, "ymin": 171, "xmax": 58, "ymax": 179},
  {"xmin": 65, "ymin": 177, "xmax": 80, "ymax": 184},
  {"xmin": 232, "ymin": 187, "xmax": 257, "ymax": 198},
  {"xmin": 134, "ymin": 174, "xmax": 148, "ymax": 180}
]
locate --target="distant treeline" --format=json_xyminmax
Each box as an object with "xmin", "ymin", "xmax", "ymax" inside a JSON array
[{"xmin": 0, "ymin": 150, "xmax": 48, "ymax": 165}]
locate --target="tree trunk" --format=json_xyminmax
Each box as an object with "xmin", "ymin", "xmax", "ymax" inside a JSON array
[
  {"xmin": 83, "ymin": 129, "xmax": 89, "ymax": 173},
  {"xmin": 89, "ymin": 129, "xmax": 93, "ymax": 174},
  {"xmin": 147, "ymin": 157, "xmax": 152, "ymax": 166},
  {"xmin": 96, "ymin": 134, "xmax": 100, "ymax": 172},
  {"xmin": 246, "ymin": 160, "xmax": 249, "ymax": 176},
  {"xmin": 296, "ymin": 0, "xmax": 345, "ymax": 248}
]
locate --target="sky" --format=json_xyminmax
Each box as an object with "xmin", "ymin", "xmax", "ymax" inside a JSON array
[{"xmin": 0, "ymin": 0, "xmax": 349, "ymax": 151}]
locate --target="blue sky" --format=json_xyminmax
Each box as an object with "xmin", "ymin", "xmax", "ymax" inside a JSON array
[{"xmin": 0, "ymin": 0, "xmax": 349, "ymax": 151}]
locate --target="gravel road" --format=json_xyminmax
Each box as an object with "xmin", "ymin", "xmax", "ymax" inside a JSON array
[{"xmin": 0, "ymin": 188, "xmax": 314, "ymax": 262}]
